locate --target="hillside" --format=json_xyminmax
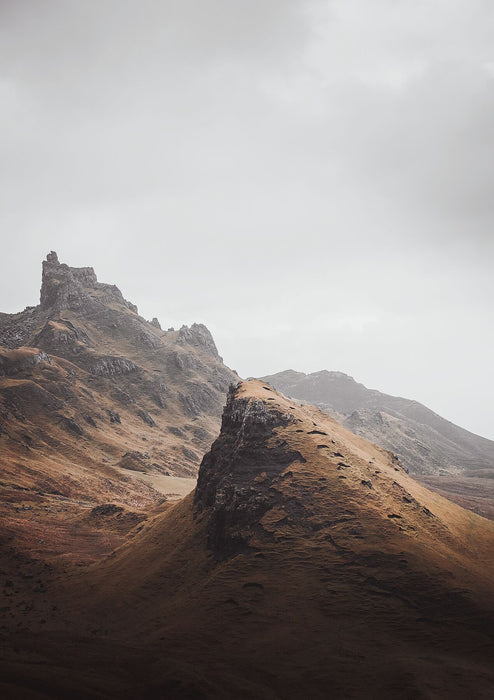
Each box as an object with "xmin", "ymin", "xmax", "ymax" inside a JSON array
[
  {"xmin": 260, "ymin": 370, "xmax": 494, "ymax": 519},
  {"xmin": 2, "ymin": 380, "xmax": 494, "ymax": 698},
  {"xmin": 0, "ymin": 252, "xmax": 236, "ymax": 560}
]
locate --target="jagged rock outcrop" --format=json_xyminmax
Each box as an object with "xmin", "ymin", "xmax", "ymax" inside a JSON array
[
  {"xmin": 90, "ymin": 356, "xmax": 138, "ymax": 377},
  {"xmin": 177, "ymin": 323, "xmax": 221, "ymax": 359},
  {"xmin": 33, "ymin": 319, "xmax": 90, "ymax": 352},
  {"xmin": 0, "ymin": 252, "xmax": 238, "ymax": 515},
  {"xmin": 195, "ymin": 383, "xmax": 306, "ymax": 557},
  {"xmin": 0, "ymin": 348, "xmax": 51, "ymax": 376},
  {"xmin": 40, "ymin": 251, "xmax": 137, "ymax": 313}
]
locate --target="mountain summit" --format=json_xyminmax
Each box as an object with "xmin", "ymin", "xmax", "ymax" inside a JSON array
[{"xmin": 39, "ymin": 250, "xmax": 138, "ymax": 313}]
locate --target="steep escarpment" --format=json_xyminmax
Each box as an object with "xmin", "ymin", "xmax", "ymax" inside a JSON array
[{"xmin": 195, "ymin": 387, "xmax": 306, "ymax": 557}]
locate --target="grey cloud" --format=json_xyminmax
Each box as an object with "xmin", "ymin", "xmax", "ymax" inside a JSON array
[{"xmin": 0, "ymin": 0, "xmax": 493, "ymax": 439}]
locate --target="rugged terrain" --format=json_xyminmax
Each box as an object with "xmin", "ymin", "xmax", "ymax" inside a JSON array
[
  {"xmin": 1, "ymin": 380, "xmax": 494, "ymax": 698},
  {"xmin": 0, "ymin": 252, "xmax": 236, "ymax": 560},
  {"xmin": 261, "ymin": 369, "xmax": 494, "ymax": 518}
]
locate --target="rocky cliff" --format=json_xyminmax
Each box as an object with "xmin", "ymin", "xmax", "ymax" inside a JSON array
[{"xmin": 0, "ymin": 252, "xmax": 237, "ymax": 560}]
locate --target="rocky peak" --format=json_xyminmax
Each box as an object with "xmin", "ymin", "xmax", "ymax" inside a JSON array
[
  {"xmin": 40, "ymin": 251, "xmax": 97, "ymax": 311},
  {"xmin": 177, "ymin": 323, "xmax": 220, "ymax": 359},
  {"xmin": 39, "ymin": 252, "xmax": 137, "ymax": 314}
]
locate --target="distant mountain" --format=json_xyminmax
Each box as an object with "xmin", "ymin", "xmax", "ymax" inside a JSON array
[
  {"xmin": 260, "ymin": 369, "xmax": 494, "ymax": 477},
  {"xmin": 3, "ymin": 380, "xmax": 494, "ymax": 698},
  {"xmin": 0, "ymin": 252, "xmax": 237, "ymax": 557}
]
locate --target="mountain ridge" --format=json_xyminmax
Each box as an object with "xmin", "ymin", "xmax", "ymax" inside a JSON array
[
  {"xmin": 261, "ymin": 368, "xmax": 494, "ymax": 476},
  {"xmin": 0, "ymin": 251, "xmax": 237, "ymax": 562}
]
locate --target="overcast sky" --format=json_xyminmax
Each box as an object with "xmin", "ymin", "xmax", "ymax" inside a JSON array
[{"xmin": 1, "ymin": 0, "xmax": 493, "ymax": 439}]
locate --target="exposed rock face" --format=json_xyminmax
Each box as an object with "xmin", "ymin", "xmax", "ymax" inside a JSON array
[
  {"xmin": 137, "ymin": 409, "xmax": 155, "ymax": 427},
  {"xmin": 179, "ymin": 382, "xmax": 218, "ymax": 417},
  {"xmin": 0, "ymin": 348, "xmax": 51, "ymax": 376},
  {"xmin": 195, "ymin": 383, "xmax": 305, "ymax": 558},
  {"xmin": 0, "ymin": 252, "xmax": 238, "ymax": 498},
  {"xmin": 33, "ymin": 319, "xmax": 90, "ymax": 352},
  {"xmin": 40, "ymin": 251, "xmax": 136, "ymax": 313},
  {"xmin": 90, "ymin": 356, "xmax": 138, "ymax": 377},
  {"xmin": 178, "ymin": 323, "xmax": 220, "ymax": 359},
  {"xmin": 261, "ymin": 369, "xmax": 494, "ymax": 477}
]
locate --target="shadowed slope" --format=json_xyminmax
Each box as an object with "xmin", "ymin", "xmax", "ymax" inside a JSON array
[{"xmin": 4, "ymin": 381, "xmax": 493, "ymax": 698}]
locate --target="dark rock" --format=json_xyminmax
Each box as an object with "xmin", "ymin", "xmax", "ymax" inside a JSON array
[
  {"xmin": 0, "ymin": 350, "xmax": 51, "ymax": 377},
  {"xmin": 137, "ymin": 409, "xmax": 155, "ymax": 427},
  {"xmin": 137, "ymin": 328, "xmax": 161, "ymax": 349},
  {"xmin": 361, "ymin": 479, "xmax": 373, "ymax": 489},
  {"xmin": 108, "ymin": 410, "xmax": 121, "ymax": 424},
  {"xmin": 195, "ymin": 384, "xmax": 305, "ymax": 559},
  {"xmin": 58, "ymin": 416, "xmax": 84, "ymax": 436},
  {"xmin": 40, "ymin": 252, "xmax": 139, "ymax": 314},
  {"xmin": 150, "ymin": 380, "xmax": 167, "ymax": 409},
  {"xmin": 151, "ymin": 317, "xmax": 161, "ymax": 330},
  {"xmin": 179, "ymin": 382, "xmax": 218, "ymax": 417},
  {"xmin": 182, "ymin": 446, "xmax": 199, "ymax": 462},
  {"xmin": 193, "ymin": 427, "xmax": 210, "ymax": 443},
  {"xmin": 84, "ymin": 414, "xmax": 97, "ymax": 428},
  {"xmin": 170, "ymin": 350, "xmax": 204, "ymax": 373},
  {"xmin": 91, "ymin": 356, "xmax": 138, "ymax": 377},
  {"xmin": 33, "ymin": 319, "xmax": 90, "ymax": 351},
  {"xmin": 177, "ymin": 323, "xmax": 220, "ymax": 359},
  {"xmin": 118, "ymin": 451, "xmax": 148, "ymax": 472},
  {"xmin": 168, "ymin": 426, "xmax": 185, "ymax": 438}
]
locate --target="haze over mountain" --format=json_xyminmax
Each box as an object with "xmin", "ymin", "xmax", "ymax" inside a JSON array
[
  {"xmin": 0, "ymin": 252, "xmax": 236, "ymax": 559},
  {"xmin": 2, "ymin": 380, "xmax": 494, "ymax": 698},
  {"xmin": 2, "ymin": 1, "xmax": 493, "ymax": 444},
  {"xmin": 261, "ymin": 369, "xmax": 494, "ymax": 476},
  {"xmin": 261, "ymin": 369, "xmax": 494, "ymax": 520}
]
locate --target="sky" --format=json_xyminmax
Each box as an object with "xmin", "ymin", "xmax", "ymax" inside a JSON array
[{"xmin": 1, "ymin": 0, "xmax": 493, "ymax": 439}]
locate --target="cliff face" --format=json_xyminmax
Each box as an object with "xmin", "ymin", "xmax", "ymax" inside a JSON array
[
  {"xmin": 195, "ymin": 384, "xmax": 306, "ymax": 557},
  {"xmin": 39, "ymin": 251, "xmax": 137, "ymax": 313}
]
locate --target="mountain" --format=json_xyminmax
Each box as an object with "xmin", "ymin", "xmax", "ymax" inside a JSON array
[
  {"xmin": 0, "ymin": 251, "xmax": 236, "ymax": 560},
  {"xmin": 259, "ymin": 370, "xmax": 494, "ymax": 519},
  {"xmin": 260, "ymin": 370, "xmax": 494, "ymax": 476},
  {"xmin": 2, "ymin": 380, "xmax": 494, "ymax": 698}
]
